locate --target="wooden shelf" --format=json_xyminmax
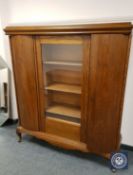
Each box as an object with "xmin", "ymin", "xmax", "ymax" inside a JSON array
[
  {"xmin": 44, "ymin": 61, "xmax": 82, "ymax": 66},
  {"xmin": 46, "ymin": 104, "xmax": 80, "ymax": 119},
  {"xmin": 45, "ymin": 83, "xmax": 81, "ymax": 94}
]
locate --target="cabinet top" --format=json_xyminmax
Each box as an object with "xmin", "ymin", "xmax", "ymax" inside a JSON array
[{"xmin": 4, "ymin": 22, "xmax": 132, "ymax": 35}]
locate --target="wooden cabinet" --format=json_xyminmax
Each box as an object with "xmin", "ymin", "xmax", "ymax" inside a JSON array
[{"xmin": 5, "ymin": 23, "xmax": 132, "ymax": 158}]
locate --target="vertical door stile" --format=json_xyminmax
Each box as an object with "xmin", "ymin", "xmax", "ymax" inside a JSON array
[
  {"xmin": 81, "ymin": 36, "xmax": 91, "ymax": 142},
  {"xmin": 35, "ymin": 37, "xmax": 46, "ymax": 131}
]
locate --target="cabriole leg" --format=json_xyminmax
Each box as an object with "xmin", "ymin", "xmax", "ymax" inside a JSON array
[{"xmin": 16, "ymin": 128, "xmax": 22, "ymax": 142}]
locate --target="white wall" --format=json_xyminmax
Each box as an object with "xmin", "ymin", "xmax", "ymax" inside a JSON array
[
  {"xmin": 0, "ymin": 0, "xmax": 133, "ymax": 146},
  {"xmin": 6, "ymin": 0, "xmax": 133, "ymax": 24},
  {"xmin": 0, "ymin": 0, "xmax": 18, "ymax": 120},
  {"xmin": 0, "ymin": 16, "xmax": 5, "ymax": 59}
]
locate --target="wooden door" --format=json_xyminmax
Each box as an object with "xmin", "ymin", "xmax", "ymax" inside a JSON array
[
  {"xmin": 87, "ymin": 34, "xmax": 130, "ymax": 153},
  {"xmin": 10, "ymin": 36, "xmax": 39, "ymax": 131}
]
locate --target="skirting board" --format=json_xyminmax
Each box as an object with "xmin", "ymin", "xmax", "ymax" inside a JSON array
[
  {"xmin": 5, "ymin": 118, "xmax": 18, "ymax": 125},
  {"xmin": 121, "ymin": 144, "xmax": 133, "ymax": 152}
]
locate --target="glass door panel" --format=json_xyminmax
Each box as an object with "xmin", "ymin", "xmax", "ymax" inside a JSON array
[{"xmin": 41, "ymin": 37, "xmax": 83, "ymax": 124}]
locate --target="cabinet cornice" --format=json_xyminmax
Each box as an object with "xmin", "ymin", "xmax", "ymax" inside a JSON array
[{"xmin": 4, "ymin": 22, "xmax": 132, "ymax": 35}]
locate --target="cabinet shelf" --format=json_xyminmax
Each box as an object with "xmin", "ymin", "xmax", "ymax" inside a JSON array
[
  {"xmin": 46, "ymin": 104, "xmax": 80, "ymax": 119},
  {"xmin": 45, "ymin": 83, "xmax": 81, "ymax": 94},
  {"xmin": 44, "ymin": 61, "xmax": 82, "ymax": 66}
]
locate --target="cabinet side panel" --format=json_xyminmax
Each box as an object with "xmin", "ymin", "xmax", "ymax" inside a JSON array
[
  {"xmin": 87, "ymin": 34, "xmax": 129, "ymax": 153},
  {"xmin": 10, "ymin": 36, "xmax": 39, "ymax": 131}
]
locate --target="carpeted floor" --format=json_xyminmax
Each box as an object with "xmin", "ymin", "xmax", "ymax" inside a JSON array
[{"xmin": 0, "ymin": 122, "xmax": 133, "ymax": 175}]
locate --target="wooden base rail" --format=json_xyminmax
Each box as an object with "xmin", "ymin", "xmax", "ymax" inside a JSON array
[{"xmin": 16, "ymin": 126, "xmax": 111, "ymax": 159}]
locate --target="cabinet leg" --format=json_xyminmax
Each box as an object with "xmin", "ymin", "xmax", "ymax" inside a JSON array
[{"xmin": 16, "ymin": 128, "xmax": 22, "ymax": 142}]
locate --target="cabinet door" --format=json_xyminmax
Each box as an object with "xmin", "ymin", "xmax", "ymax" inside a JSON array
[
  {"xmin": 87, "ymin": 34, "xmax": 130, "ymax": 153},
  {"xmin": 10, "ymin": 36, "xmax": 39, "ymax": 131},
  {"xmin": 35, "ymin": 36, "xmax": 90, "ymax": 142}
]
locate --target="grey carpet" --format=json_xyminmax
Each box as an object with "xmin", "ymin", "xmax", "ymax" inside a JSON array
[
  {"xmin": 0, "ymin": 112, "xmax": 9, "ymax": 126},
  {"xmin": 0, "ymin": 122, "xmax": 133, "ymax": 175}
]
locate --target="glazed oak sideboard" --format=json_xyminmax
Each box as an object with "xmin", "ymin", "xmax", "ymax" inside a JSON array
[{"xmin": 4, "ymin": 23, "xmax": 132, "ymax": 158}]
